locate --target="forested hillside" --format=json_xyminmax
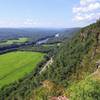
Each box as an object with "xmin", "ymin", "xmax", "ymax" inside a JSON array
[
  {"xmin": 0, "ymin": 28, "xmax": 57, "ymax": 41},
  {"xmin": 43, "ymin": 20, "xmax": 100, "ymax": 85},
  {"xmin": 0, "ymin": 20, "xmax": 100, "ymax": 100},
  {"xmin": 31, "ymin": 20, "xmax": 100, "ymax": 99}
]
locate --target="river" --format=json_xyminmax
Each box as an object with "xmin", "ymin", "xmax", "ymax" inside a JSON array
[
  {"xmin": 36, "ymin": 33, "xmax": 59, "ymax": 45},
  {"xmin": 36, "ymin": 38, "xmax": 49, "ymax": 45}
]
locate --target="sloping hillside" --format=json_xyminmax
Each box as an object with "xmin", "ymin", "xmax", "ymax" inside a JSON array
[
  {"xmin": 31, "ymin": 20, "xmax": 100, "ymax": 99},
  {"xmin": 0, "ymin": 20, "xmax": 99, "ymax": 100},
  {"xmin": 42, "ymin": 20, "xmax": 99, "ymax": 82}
]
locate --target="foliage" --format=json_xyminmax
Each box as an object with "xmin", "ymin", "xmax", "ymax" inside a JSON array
[
  {"xmin": 31, "ymin": 19, "xmax": 100, "ymax": 100},
  {"xmin": 67, "ymin": 78, "xmax": 100, "ymax": 100},
  {"xmin": 0, "ymin": 20, "xmax": 100, "ymax": 99},
  {"xmin": 0, "ymin": 38, "xmax": 29, "ymax": 46},
  {"xmin": 31, "ymin": 80, "xmax": 65, "ymax": 100}
]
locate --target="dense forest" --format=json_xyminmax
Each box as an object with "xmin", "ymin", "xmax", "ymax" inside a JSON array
[
  {"xmin": 35, "ymin": 20, "xmax": 100, "ymax": 100},
  {"xmin": 0, "ymin": 20, "xmax": 100, "ymax": 100}
]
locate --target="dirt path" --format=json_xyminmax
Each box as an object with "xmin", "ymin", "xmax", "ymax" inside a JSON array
[
  {"xmin": 39, "ymin": 57, "xmax": 53, "ymax": 74},
  {"xmin": 90, "ymin": 67, "xmax": 100, "ymax": 80}
]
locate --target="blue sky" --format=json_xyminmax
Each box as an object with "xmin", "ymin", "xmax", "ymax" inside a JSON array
[{"xmin": 0, "ymin": 0, "xmax": 100, "ymax": 28}]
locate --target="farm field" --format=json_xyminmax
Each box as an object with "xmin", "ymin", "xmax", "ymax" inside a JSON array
[
  {"xmin": 42, "ymin": 43, "xmax": 61, "ymax": 47},
  {"xmin": 42, "ymin": 44, "xmax": 56, "ymax": 47},
  {"xmin": 0, "ymin": 37, "xmax": 29, "ymax": 46},
  {"xmin": 0, "ymin": 51, "xmax": 45, "ymax": 88}
]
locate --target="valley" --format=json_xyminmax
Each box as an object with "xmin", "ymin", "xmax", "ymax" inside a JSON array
[
  {"xmin": 0, "ymin": 0, "xmax": 100, "ymax": 99},
  {"xmin": 0, "ymin": 20, "xmax": 100, "ymax": 100}
]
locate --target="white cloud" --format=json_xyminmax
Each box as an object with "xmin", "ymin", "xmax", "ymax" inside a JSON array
[
  {"xmin": 73, "ymin": 13, "xmax": 100, "ymax": 21},
  {"xmin": 0, "ymin": 19, "xmax": 38, "ymax": 27},
  {"xmin": 80, "ymin": 0, "xmax": 96, "ymax": 5},
  {"xmin": 73, "ymin": 2, "xmax": 100, "ymax": 13},
  {"xmin": 73, "ymin": 0, "xmax": 100, "ymax": 22},
  {"xmin": 24, "ymin": 19, "xmax": 38, "ymax": 26},
  {"xmin": 0, "ymin": 19, "xmax": 66, "ymax": 28}
]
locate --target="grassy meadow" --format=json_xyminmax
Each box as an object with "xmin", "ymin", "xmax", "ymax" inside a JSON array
[
  {"xmin": 0, "ymin": 37, "xmax": 29, "ymax": 46},
  {"xmin": 42, "ymin": 43, "xmax": 61, "ymax": 47},
  {"xmin": 0, "ymin": 51, "xmax": 45, "ymax": 88}
]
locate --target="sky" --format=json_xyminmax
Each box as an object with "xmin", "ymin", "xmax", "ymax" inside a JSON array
[{"xmin": 0, "ymin": 0, "xmax": 100, "ymax": 28}]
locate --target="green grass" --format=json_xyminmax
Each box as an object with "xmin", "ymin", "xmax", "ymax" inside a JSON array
[
  {"xmin": 42, "ymin": 44, "xmax": 55, "ymax": 47},
  {"xmin": 0, "ymin": 37, "xmax": 29, "ymax": 45},
  {"xmin": 42, "ymin": 43, "xmax": 60, "ymax": 47},
  {"xmin": 66, "ymin": 77, "xmax": 100, "ymax": 100},
  {"xmin": 6, "ymin": 37, "xmax": 28, "ymax": 44},
  {"xmin": 0, "ymin": 51, "xmax": 45, "ymax": 88}
]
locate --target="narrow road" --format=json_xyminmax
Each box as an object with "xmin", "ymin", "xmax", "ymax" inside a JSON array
[{"xmin": 39, "ymin": 57, "xmax": 53, "ymax": 74}]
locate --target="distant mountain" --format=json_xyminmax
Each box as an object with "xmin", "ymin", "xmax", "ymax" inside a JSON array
[
  {"xmin": 59, "ymin": 28, "xmax": 80, "ymax": 37},
  {"xmin": 0, "ymin": 28, "xmax": 80, "ymax": 45},
  {"xmin": 0, "ymin": 28, "xmax": 59, "ymax": 41},
  {"xmin": 47, "ymin": 28, "xmax": 80, "ymax": 43}
]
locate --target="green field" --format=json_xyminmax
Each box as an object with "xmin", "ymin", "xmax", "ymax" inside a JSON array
[
  {"xmin": 42, "ymin": 43, "xmax": 61, "ymax": 47},
  {"xmin": 42, "ymin": 44, "xmax": 56, "ymax": 47},
  {"xmin": 0, "ymin": 51, "xmax": 44, "ymax": 88},
  {"xmin": 0, "ymin": 37, "xmax": 29, "ymax": 46}
]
